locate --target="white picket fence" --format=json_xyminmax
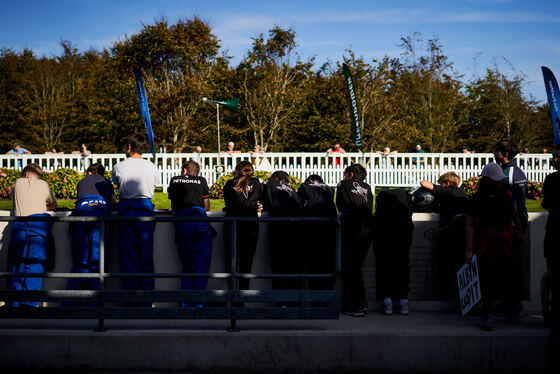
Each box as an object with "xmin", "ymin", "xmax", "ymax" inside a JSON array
[{"xmin": 0, "ymin": 152, "xmax": 553, "ymax": 192}]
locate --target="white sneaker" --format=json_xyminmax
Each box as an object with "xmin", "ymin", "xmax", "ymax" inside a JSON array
[
  {"xmin": 383, "ymin": 298, "xmax": 393, "ymax": 315},
  {"xmin": 398, "ymin": 299, "xmax": 409, "ymax": 315}
]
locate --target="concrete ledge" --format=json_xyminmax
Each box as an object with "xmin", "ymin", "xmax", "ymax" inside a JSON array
[{"xmin": 0, "ymin": 312, "xmax": 550, "ymax": 373}]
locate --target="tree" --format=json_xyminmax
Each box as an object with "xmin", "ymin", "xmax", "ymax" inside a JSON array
[{"xmin": 238, "ymin": 27, "xmax": 313, "ymax": 151}]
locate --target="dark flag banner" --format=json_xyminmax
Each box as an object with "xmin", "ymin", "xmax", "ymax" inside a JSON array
[
  {"xmin": 541, "ymin": 66, "xmax": 560, "ymax": 146},
  {"xmin": 133, "ymin": 67, "xmax": 156, "ymax": 159},
  {"xmin": 343, "ymin": 63, "xmax": 363, "ymax": 151}
]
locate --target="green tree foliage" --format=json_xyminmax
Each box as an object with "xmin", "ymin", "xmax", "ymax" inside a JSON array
[{"xmin": 0, "ymin": 19, "xmax": 554, "ymax": 155}]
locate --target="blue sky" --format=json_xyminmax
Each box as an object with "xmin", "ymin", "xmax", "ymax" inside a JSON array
[{"xmin": 1, "ymin": 0, "xmax": 559, "ymax": 103}]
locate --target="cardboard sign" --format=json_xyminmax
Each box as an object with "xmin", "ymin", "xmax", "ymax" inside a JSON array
[{"xmin": 457, "ymin": 255, "xmax": 481, "ymax": 316}]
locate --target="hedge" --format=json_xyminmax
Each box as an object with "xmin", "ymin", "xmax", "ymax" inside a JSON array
[
  {"xmin": 0, "ymin": 168, "xmax": 114, "ymax": 199},
  {"xmin": 460, "ymin": 176, "xmax": 543, "ymax": 200}
]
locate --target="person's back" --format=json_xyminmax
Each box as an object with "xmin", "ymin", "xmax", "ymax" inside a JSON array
[
  {"xmin": 111, "ymin": 134, "xmax": 159, "ymax": 295},
  {"xmin": 13, "ymin": 177, "xmax": 55, "ymax": 217},
  {"xmin": 298, "ymin": 176, "xmax": 336, "ymax": 218},
  {"xmin": 336, "ymin": 164, "xmax": 373, "ymax": 317},
  {"xmin": 223, "ymin": 176, "xmax": 261, "ymax": 217},
  {"xmin": 8, "ymin": 163, "xmax": 57, "ymax": 307},
  {"xmin": 263, "ymin": 176, "xmax": 302, "ymax": 217}
]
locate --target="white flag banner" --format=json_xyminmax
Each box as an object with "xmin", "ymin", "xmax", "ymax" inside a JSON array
[{"xmin": 457, "ymin": 254, "xmax": 482, "ymax": 316}]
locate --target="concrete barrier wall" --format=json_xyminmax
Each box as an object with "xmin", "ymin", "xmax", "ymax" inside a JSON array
[{"xmin": 0, "ymin": 210, "xmax": 548, "ymax": 312}]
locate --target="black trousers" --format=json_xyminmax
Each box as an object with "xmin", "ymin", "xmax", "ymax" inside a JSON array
[
  {"xmin": 269, "ymin": 222, "xmax": 302, "ymax": 291},
  {"xmin": 302, "ymin": 221, "xmax": 336, "ymax": 291},
  {"xmin": 375, "ymin": 239, "xmax": 411, "ymax": 300},
  {"xmin": 224, "ymin": 221, "xmax": 259, "ymax": 290},
  {"xmin": 341, "ymin": 219, "xmax": 372, "ymax": 307}
]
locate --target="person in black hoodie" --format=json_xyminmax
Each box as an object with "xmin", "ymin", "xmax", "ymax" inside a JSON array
[
  {"xmin": 373, "ymin": 188, "xmax": 414, "ymax": 315},
  {"xmin": 263, "ymin": 171, "xmax": 302, "ymax": 293},
  {"xmin": 336, "ymin": 164, "xmax": 374, "ymax": 317},
  {"xmin": 298, "ymin": 174, "xmax": 338, "ymax": 291},
  {"xmin": 223, "ymin": 161, "xmax": 262, "ymax": 290}
]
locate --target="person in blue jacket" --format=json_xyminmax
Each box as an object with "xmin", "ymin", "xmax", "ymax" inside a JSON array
[
  {"xmin": 112, "ymin": 134, "xmax": 159, "ymax": 295},
  {"xmin": 8, "ymin": 163, "xmax": 57, "ymax": 307},
  {"xmin": 67, "ymin": 163, "xmax": 116, "ymax": 294},
  {"xmin": 168, "ymin": 160, "xmax": 215, "ymax": 307}
]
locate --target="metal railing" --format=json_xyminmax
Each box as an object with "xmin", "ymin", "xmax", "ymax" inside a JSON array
[
  {"xmin": 0, "ymin": 152, "xmax": 554, "ymax": 190},
  {"xmin": 0, "ymin": 215, "xmax": 341, "ymax": 332}
]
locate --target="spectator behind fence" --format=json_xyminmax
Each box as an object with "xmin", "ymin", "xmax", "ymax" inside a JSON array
[
  {"xmin": 420, "ymin": 172, "xmax": 470, "ymax": 300},
  {"xmin": 6, "ymin": 142, "xmax": 31, "ymax": 169},
  {"xmin": 112, "ymin": 134, "xmax": 159, "ymax": 299},
  {"xmin": 8, "ymin": 163, "xmax": 57, "ymax": 307},
  {"xmin": 45, "ymin": 145, "xmax": 64, "ymax": 169},
  {"xmin": 326, "ymin": 142, "xmax": 345, "ymax": 167},
  {"xmin": 223, "ymin": 161, "xmax": 262, "ymax": 290},
  {"xmin": 466, "ymin": 163, "xmax": 523, "ymax": 331},
  {"xmin": 221, "ymin": 141, "xmax": 240, "ymax": 167},
  {"xmin": 168, "ymin": 160, "xmax": 215, "ymax": 307},
  {"xmin": 298, "ymin": 174, "xmax": 338, "ymax": 291},
  {"xmin": 66, "ymin": 163, "xmax": 116, "ymax": 296},
  {"xmin": 412, "ymin": 144, "xmax": 425, "ymax": 166},
  {"xmin": 336, "ymin": 163, "xmax": 374, "ymax": 317},
  {"xmin": 541, "ymin": 146, "xmax": 560, "ymax": 325},
  {"xmin": 263, "ymin": 171, "xmax": 303, "ymax": 297},
  {"xmin": 72, "ymin": 143, "xmax": 91, "ymax": 170},
  {"xmin": 373, "ymin": 188, "xmax": 414, "ymax": 315}
]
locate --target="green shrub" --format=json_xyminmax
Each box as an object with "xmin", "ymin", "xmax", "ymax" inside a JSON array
[
  {"xmin": 41, "ymin": 168, "xmax": 84, "ymax": 199},
  {"xmin": 210, "ymin": 171, "xmax": 301, "ymax": 199},
  {"xmin": 460, "ymin": 176, "xmax": 480, "ymax": 196},
  {"xmin": 527, "ymin": 181, "xmax": 543, "ymax": 200},
  {"xmin": 0, "ymin": 168, "xmax": 22, "ymax": 198}
]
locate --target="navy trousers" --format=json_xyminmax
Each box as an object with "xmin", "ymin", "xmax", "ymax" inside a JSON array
[
  {"xmin": 7, "ymin": 214, "xmax": 53, "ymax": 307},
  {"xmin": 67, "ymin": 195, "xmax": 109, "ymax": 292},
  {"xmin": 117, "ymin": 198, "xmax": 155, "ymax": 291}
]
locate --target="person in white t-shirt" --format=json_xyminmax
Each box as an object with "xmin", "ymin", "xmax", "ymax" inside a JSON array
[{"xmin": 112, "ymin": 134, "xmax": 159, "ymax": 294}]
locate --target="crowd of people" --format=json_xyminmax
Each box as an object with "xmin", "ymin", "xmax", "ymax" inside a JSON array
[{"xmin": 4, "ymin": 136, "xmax": 556, "ymax": 334}]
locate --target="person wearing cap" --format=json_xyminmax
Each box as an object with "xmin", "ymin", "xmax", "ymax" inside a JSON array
[
  {"xmin": 412, "ymin": 145, "xmax": 425, "ymax": 166},
  {"xmin": 7, "ymin": 163, "xmax": 57, "ymax": 307},
  {"xmin": 6, "ymin": 142, "xmax": 31, "ymax": 170},
  {"xmin": 466, "ymin": 162, "xmax": 523, "ymax": 331}
]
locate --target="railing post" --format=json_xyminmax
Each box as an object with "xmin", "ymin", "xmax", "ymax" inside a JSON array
[
  {"xmin": 228, "ymin": 219, "xmax": 239, "ymax": 332},
  {"xmin": 95, "ymin": 220, "xmax": 106, "ymax": 332}
]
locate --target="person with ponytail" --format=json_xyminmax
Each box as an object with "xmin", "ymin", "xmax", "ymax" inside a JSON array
[{"xmin": 223, "ymin": 161, "xmax": 263, "ymax": 290}]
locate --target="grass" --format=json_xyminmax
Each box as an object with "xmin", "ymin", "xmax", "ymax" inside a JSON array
[
  {"xmin": 0, "ymin": 193, "xmax": 227, "ymax": 212},
  {"xmin": 0, "ymin": 192, "xmax": 545, "ymax": 212}
]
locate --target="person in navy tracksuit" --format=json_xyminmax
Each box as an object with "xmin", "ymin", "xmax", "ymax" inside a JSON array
[
  {"xmin": 67, "ymin": 163, "xmax": 116, "ymax": 293},
  {"xmin": 112, "ymin": 134, "xmax": 159, "ymax": 294},
  {"xmin": 8, "ymin": 163, "xmax": 57, "ymax": 307},
  {"xmin": 168, "ymin": 160, "xmax": 215, "ymax": 307}
]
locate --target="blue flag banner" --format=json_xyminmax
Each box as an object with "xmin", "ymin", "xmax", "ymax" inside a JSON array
[
  {"xmin": 541, "ymin": 66, "xmax": 560, "ymax": 146},
  {"xmin": 133, "ymin": 67, "xmax": 156, "ymax": 159}
]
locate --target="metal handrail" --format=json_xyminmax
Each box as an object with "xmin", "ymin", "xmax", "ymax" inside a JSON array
[{"xmin": 0, "ymin": 214, "xmax": 341, "ymax": 331}]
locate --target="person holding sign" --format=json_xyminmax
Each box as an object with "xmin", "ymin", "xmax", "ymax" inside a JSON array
[{"xmin": 466, "ymin": 163, "xmax": 523, "ymax": 331}]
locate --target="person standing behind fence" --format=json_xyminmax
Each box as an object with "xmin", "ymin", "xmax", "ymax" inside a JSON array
[
  {"xmin": 72, "ymin": 143, "xmax": 91, "ymax": 170},
  {"xmin": 112, "ymin": 134, "xmax": 159, "ymax": 296},
  {"xmin": 326, "ymin": 142, "xmax": 345, "ymax": 167},
  {"xmin": 373, "ymin": 188, "xmax": 414, "ymax": 315},
  {"xmin": 223, "ymin": 161, "xmax": 262, "ymax": 290},
  {"xmin": 297, "ymin": 174, "xmax": 337, "ymax": 291},
  {"xmin": 8, "ymin": 163, "xmax": 57, "ymax": 307},
  {"xmin": 336, "ymin": 164, "xmax": 374, "ymax": 317},
  {"xmin": 66, "ymin": 163, "xmax": 116, "ymax": 295},
  {"xmin": 6, "ymin": 142, "xmax": 31, "ymax": 170},
  {"xmin": 494, "ymin": 140, "xmax": 527, "ymax": 320},
  {"xmin": 466, "ymin": 163, "xmax": 523, "ymax": 331},
  {"xmin": 262, "ymin": 171, "xmax": 303, "ymax": 295},
  {"xmin": 168, "ymin": 160, "xmax": 215, "ymax": 307},
  {"xmin": 541, "ymin": 146, "xmax": 560, "ymax": 324},
  {"xmin": 420, "ymin": 172, "xmax": 470, "ymax": 300}
]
